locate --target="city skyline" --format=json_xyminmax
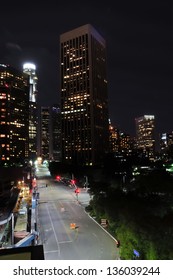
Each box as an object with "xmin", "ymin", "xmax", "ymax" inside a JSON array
[{"xmin": 0, "ymin": 1, "xmax": 171, "ymax": 136}]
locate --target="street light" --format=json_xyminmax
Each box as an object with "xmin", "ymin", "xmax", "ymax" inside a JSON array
[{"xmin": 84, "ymin": 176, "xmax": 89, "ymax": 189}]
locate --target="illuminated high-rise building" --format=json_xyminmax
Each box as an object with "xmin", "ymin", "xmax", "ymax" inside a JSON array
[
  {"xmin": 60, "ymin": 24, "xmax": 109, "ymax": 166},
  {"xmin": 40, "ymin": 107, "xmax": 50, "ymax": 160},
  {"xmin": 109, "ymin": 119, "xmax": 119, "ymax": 153},
  {"xmin": 23, "ymin": 63, "xmax": 38, "ymax": 161},
  {"xmin": 135, "ymin": 115, "xmax": 155, "ymax": 160},
  {"xmin": 40, "ymin": 105, "xmax": 61, "ymax": 162},
  {"xmin": 160, "ymin": 132, "xmax": 173, "ymax": 160},
  {"xmin": 0, "ymin": 63, "xmax": 29, "ymax": 165},
  {"xmin": 119, "ymin": 132, "xmax": 133, "ymax": 155},
  {"xmin": 51, "ymin": 104, "xmax": 61, "ymax": 161}
]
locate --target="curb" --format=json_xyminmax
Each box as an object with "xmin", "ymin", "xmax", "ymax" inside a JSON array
[{"xmin": 84, "ymin": 209, "xmax": 118, "ymax": 243}]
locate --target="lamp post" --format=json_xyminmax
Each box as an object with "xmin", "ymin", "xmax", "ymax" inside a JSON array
[{"xmin": 84, "ymin": 176, "xmax": 89, "ymax": 189}]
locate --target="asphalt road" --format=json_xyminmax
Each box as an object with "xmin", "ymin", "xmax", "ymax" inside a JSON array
[{"xmin": 36, "ymin": 165, "xmax": 119, "ymax": 260}]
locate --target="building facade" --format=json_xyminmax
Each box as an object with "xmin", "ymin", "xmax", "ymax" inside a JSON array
[
  {"xmin": 40, "ymin": 107, "xmax": 50, "ymax": 161},
  {"xmin": 60, "ymin": 24, "xmax": 109, "ymax": 166},
  {"xmin": 23, "ymin": 63, "xmax": 38, "ymax": 161},
  {"xmin": 160, "ymin": 132, "xmax": 173, "ymax": 160},
  {"xmin": 51, "ymin": 104, "xmax": 61, "ymax": 161},
  {"xmin": 40, "ymin": 105, "xmax": 61, "ymax": 162},
  {"xmin": 0, "ymin": 64, "xmax": 29, "ymax": 165},
  {"xmin": 109, "ymin": 119, "xmax": 119, "ymax": 153},
  {"xmin": 135, "ymin": 115, "xmax": 155, "ymax": 160}
]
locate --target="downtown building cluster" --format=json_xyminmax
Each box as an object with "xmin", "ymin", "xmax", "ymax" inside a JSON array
[
  {"xmin": 0, "ymin": 24, "xmax": 172, "ymax": 170},
  {"xmin": 0, "ymin": 63, "xmax": 38, "ymax": 165}
]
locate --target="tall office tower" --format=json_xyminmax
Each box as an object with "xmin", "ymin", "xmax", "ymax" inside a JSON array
[
  {"xmin": 160, "ymin": 132, "xmax": 173, "ymax": 159},
  {"xmin": 119, "ymin": 132, "xmax": 132, "ymax": 156},
  {"xmin": 135, "ymin": 115, "xmax": 155, "ymax": 160},
  {"xmin": 23, "ymin": 63, "xmax": 38, "ymax": 161},
  {"xmin": 109, "ymin": 119, "xmax": 119, "ymax": 153},
  {"xmin": 160, "ymin": 133, "xmax": 168, "ymax": 154},
  {"xmin": 40, "ymin": 107, "xmax": 50, "ymax": 161},
  {"xmin": 51, "ymin": 104, "xmax": 61, "ymax": 161},
  {"xmin": 60, "ymin": 24, "xmax": 109, "ymax": 166},
  {"xmin": 0, "ymin": 64, "xmax": 29, "ymax": 165}
]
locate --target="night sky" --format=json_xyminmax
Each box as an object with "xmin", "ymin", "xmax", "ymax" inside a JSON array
[{"xmin": 0, "ymin": 1, "xmax": 171, "ymax": 137}]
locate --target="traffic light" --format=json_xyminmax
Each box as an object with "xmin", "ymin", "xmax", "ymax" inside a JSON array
[
  {"xmin": 71, "ymin": 179, "xmax": 76, "ymax": 185},
  {"xmin": 75, "ymin": 188, "xmax": 80, "ymax": 194},
  {"xmin": 56, "ymin": 175, "xmax": 61, "ymax": 181}
]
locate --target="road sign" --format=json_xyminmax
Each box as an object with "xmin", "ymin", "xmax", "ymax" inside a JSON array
[
  {"xmin": 101, "ymin": 218, "xmax": 107, "ymax": 227},
  {"xmin": 133, "ymin": 249, "xmax": 140, "ymax": 257}
]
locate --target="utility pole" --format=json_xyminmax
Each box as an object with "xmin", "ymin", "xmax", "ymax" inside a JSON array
[{"xmin": 84, "ymin": 176, "xmax": 89, "ymax": 189}]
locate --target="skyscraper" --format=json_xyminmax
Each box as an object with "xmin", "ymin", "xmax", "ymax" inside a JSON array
[
  {"xmin": 160, "ymin": 132, "xmax": 173, "ymax": 160},
  {"xmin": 51, "ymin": 104, "xmax": 61, "ymax": 162},
  {"xmin": 135, "ymin": 115, "xmax": 155, "ymax": 160},
  {"xmin": 23, "ymin": 63, "xmax": 38, "ymax": 161},
  {"xmin": 60, "ymin": 24, "xmax": 109, "ymax": 166},
  {"xmin": 40, "ymin": 107, "xmax": 50, "ymax": 160},
  {"xmin": 109, "ymin": 119, "xmax": 119, "ymax": 153},
  {"xmin": 0, "ymin": 64, "xmax": 29, "ymax": 165},
  {"xmin": 39, "ymin": 105, "xmax": 61, "ymax": 162}
]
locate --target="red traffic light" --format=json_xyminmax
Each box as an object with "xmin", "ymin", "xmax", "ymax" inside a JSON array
[
  {"xmin": 71, "ymin": 179, "xmax": 76, "ymax": 185},
  {"xmin": 56, "ymin": 175, "xmax": 61, "ymax": 181},
  {"xmin": 75, "ymin": 188, "xmax": 80, "ymax": 194}
]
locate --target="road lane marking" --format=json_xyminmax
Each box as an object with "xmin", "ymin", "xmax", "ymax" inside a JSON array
[
  {"xmin": 44, "ymin": 250, "xmax": 60, "ymax": 253},
  {"xmin": 58, "ymin": 240, "xmax": 73, "ymax": 244},
  {"xmin": 46, "ymin": 204, "xmax": 61, "ymax": 256}
]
